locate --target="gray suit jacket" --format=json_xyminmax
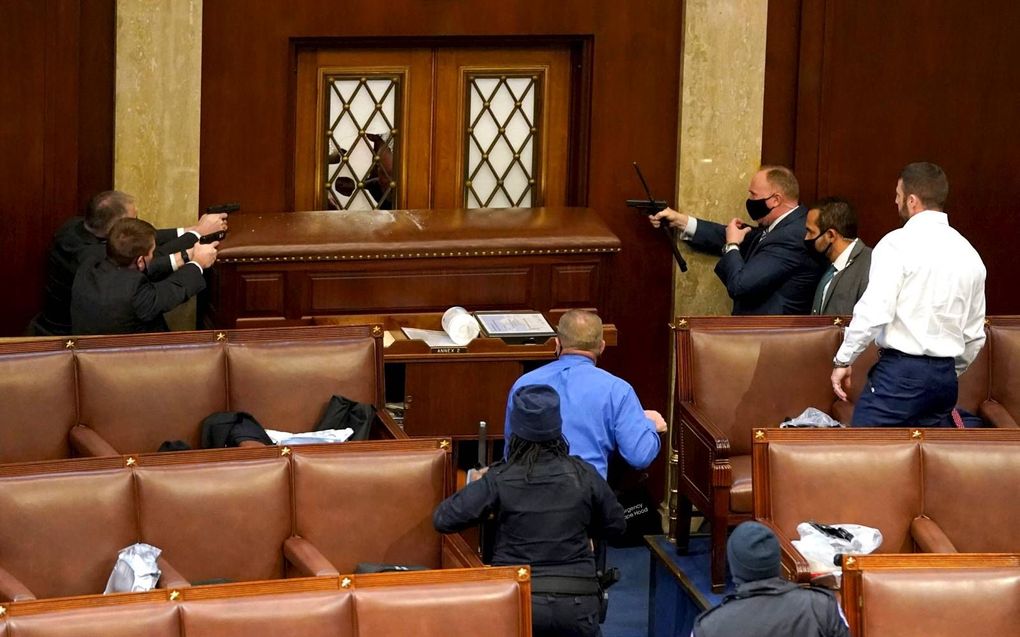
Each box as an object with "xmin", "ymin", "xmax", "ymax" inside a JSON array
[{"xmin": 816, "ymin": 240, "xmax": 871, "ymax": 315}]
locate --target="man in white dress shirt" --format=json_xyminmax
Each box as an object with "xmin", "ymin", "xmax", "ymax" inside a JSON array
[{"xmin": 831, "ymin": 162, "xmax": 986, "ymax": 427}]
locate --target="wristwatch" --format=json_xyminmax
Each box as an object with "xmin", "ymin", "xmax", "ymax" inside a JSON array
[
  {"xmin": 179, "ymin": 250, "xmax": 191, "ymax": 264},
  {"xmin": 833, "ymin": 358, "xmax": 850, "ymax": 368},
  {"xmin": 722, "ymin": 242, "xmax": 740, "ymax": 255}
]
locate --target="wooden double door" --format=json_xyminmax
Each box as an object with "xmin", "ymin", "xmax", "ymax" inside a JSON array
[{"xmin": 294, "ymin": 45, "xmax": 575, "ymax": 212}]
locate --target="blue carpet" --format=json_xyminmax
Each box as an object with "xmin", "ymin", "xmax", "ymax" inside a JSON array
[
  {"xmin": 645, "ymin": 535, "xmax": 731, "ymax": 637},
  {"xmin": 602, "ymin": 545, "xmax": 651, "ymax": 637}
]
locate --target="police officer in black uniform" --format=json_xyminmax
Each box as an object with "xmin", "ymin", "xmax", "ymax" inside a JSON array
[
  {"xmin": 693, "ymin": 521, "xmax": 849, "ymax": 637},
  {"xmin": 434, "ymin": 384, "xmax": 626, "ymax": 637}
]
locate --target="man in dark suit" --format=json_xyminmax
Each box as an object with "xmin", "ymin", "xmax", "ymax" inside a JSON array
[
  {"xmin": 71, "ymin": 218, "xmax": 218, "ymax": 335},
  {"xmin": 652, "ymin": 166, "xmax": 824, "ymax": 314},
  {"xmin": 805, "ymin": 197, "xmax": 872, "ymax": 315},
  {"xmin": 31, "ymin": 191, "xmax": 228, "ymax": 335}
]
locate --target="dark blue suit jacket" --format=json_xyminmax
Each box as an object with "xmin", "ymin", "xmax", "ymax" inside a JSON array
[{"xmin": 688, "ymin": 206, "xmax": 823, "ymax": 315}]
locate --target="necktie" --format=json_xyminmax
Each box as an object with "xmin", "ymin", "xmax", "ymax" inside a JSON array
[{"xmin": 812, "ymin": 265, "xmax": 837, "ymax": 314}]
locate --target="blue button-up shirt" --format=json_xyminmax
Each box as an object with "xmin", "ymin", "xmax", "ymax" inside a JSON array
[{"xmin": 504, "ymin": 354, "xmax": 660, "ymax": 478}]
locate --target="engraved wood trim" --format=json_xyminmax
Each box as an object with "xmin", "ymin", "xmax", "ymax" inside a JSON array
[
  {"xmin": 0, "ymin": 456, "xmax": 127, "ymax": 478},
  {"xmin": 3, "ymin": 590, "xmax": 167, "ymax": 617},
  {"xmin": 217, "ymin": 246, "xmax": 620, "ymax": 264},
  {"xmin": 353, "ymin": 565, "xmax": 527, "ymax": 589},
  {"xmin": 180, "ymin": 576, "xmax": 342, "ymax": 601}
]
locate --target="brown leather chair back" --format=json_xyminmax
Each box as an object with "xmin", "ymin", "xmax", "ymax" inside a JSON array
[
  {"xmin": 355, "ymin": 578, "xmax": 526, "ymax": 637},
  {"xmin": 76, "ymin": 344, "xmax": 227, "ymax": 453},
  {"xmin": 989, "ymin": 325, "xmax": 1020, "ymax": 417},
  {"xmin": 0, "ymin": 468, "xmax": 136, "ymax": 599},
  {"xmin": 135, "ymin": 458, "xmax": 291, "ymax": 584},
  {"xmin": 689, "ymin": 327, "xmax": 841, "ymax": 454},
  {"xmin": 765, "ymin": 441, "xmax": 921, "ymax": 552},
  {"xmin": 0, "ymin": 351, "xmax": 76, "ymax": 463},
  {"xmin": 3, "ymin": 603, "xmax": 179, "ymax": 637},
  {"xmin": 180, "ymin": 590, "xmax": 354, "ymax": 637},
  {"xmin": 922, "ymin": 440, "xmax": 1020, "ymax": 552},
  {"xmin": 292, "ymin": 449, "xmax": 447, "ymax": 571},
  {"xmin": 860, "ymin": 568, "xmax": 1020, "ymax": 637},
  {"xmin": 958, "ymin": 341, "xmax": 991, "ymax": 413},
  {"xmin": 227, "ymin": 339, "xmax": 378, "ymax": 433}
]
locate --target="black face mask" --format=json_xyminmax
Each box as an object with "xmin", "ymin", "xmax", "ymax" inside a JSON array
[
  {"xmin": 804, "ymin": 234, "xmax": 832, "ymax": 264},
  {"xmin": 745, "ymin": 194, "xmax": 776, "ymax": 221}
]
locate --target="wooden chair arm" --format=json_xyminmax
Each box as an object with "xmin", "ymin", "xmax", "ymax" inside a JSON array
[
  {"xmin": 677, "ymin": 401, "xmax": 731, "ymax": 456},
  {"xmin": 373, "ymin": 409, "xmax": 407, "ymax": 439},
  {"xmin": 442, "ymin": 533, "xmax": 484, "ymax": 568},
  {"xmin": 756, "ymin": 518, "xmax": 812, "ymax": 584}
]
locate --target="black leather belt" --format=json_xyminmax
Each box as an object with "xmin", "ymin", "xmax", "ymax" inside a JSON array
[{"xmin": 530, "ymin": 575, "xmax": 601, "ymax": 595}]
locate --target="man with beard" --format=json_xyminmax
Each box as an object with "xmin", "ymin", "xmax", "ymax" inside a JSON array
[
  {"xmin": 651, "ymin": 166, "xmax": 823, "ymax": 314},
  {"xmin": 831, "ymin": 162, "xmax": 986, "ymax": 427},
  {"xmin": 804, "ymin": 197, "xmax": 872, "ymax": 315}
]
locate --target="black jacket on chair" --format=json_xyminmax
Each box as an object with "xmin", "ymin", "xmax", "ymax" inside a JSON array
[
  {"xmin": 688, "ymin": 207, "xmax": 824, "ymax": 315},
  {"xmin": 70, "ymin": 257, "xmax": 206, "ymax": 335}
]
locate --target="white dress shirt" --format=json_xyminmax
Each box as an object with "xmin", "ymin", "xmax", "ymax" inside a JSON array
[{"xmin": 835, "ymin": 211, "xmax": 986, "ymax": 375}]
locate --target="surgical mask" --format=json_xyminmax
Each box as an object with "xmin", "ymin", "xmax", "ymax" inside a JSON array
[
  {"xmin": 745, "ymin": 194, "xmax": 776, "ymax": 221},
  {"xmin": 804, "ymin": 234, "xmax": 832, "ymax": 264}
]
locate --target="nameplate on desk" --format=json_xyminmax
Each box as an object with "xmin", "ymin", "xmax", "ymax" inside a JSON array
[{"xmin": 431, "ymin": 346, "xmax": 468, "ymax": 354}]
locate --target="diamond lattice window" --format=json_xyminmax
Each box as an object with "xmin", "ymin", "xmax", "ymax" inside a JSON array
[
  {"xmin": 324, "ymin": 75, "xmax": 401, "ymax": 210},
  {"xmin": 464, "ymin": 74, "xmax": 542, "ymax": 208}
]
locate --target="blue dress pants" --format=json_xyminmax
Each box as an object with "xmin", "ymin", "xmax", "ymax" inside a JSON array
[{"xmin": 851, "ymin": 349, "xmax": 957, "ymax": 427}]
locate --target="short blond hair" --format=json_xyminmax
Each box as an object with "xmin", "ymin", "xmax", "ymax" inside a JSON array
[
  {"xmin": 556, "ymin": 310, "xmax": 603, "ymax": 353},
  {"xmin": 760, "ymin": 165, "xmax": 800, "ymax": 201}
]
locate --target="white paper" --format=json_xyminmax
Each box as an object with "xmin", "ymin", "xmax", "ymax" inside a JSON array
[
  {"xmin": 265, "ymin": 428, "xmax": 354, "ymax": 445},
  {"xmin": 476, "ymin": 312, "xmax": 554, "ymax": 335},
  {"xmin": 401, "ymin": 326, "xmax": 461, "ymax": 348}
]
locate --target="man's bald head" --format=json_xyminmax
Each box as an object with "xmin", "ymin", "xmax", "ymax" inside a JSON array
[{"xmin": 556, "ymin": 310, "xmax": 605, "ymax": 356}]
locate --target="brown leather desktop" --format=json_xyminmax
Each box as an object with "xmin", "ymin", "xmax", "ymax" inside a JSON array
[{"xmin": 202, "ymin": 207, "xmax": 621, "ymax": 328}]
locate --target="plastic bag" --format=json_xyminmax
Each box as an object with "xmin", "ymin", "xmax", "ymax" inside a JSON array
[
  {"xmin": 792, "ymin": 522, "xmax": 882, "ymax": 585},
  {"xmin": 780, "ymin": 407, "xmax": 843, "ymax": 428},
  {"xmin": 104, "ymin": 543, "xmax": 162, "ymax": 594}
]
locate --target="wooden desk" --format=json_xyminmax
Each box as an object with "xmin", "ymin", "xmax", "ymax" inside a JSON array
[
  {"xmin": 313, "ymin": 313, "xmax": 617, "ymax": 442},
  {"xmin": 201, "ymin": 207, "xmax": 621, "ymax": 328}
]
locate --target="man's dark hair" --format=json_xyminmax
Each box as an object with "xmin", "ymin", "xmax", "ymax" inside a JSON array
[
  {"xmin": 85, "ymin": 190, "xmax": 135, "ymax": 238},
  {"xmin": 106, "ymin": 218, "xmax": 156, "ymax": 267},
  {"xmin": 900, "ymin": 162, "xmax": 948, "ymax": 210},
  {"xmin": 811, "ymin": 197, "xmax": 858, "ymax": 239}
]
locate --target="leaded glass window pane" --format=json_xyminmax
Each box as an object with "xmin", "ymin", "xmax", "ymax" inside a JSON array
[
  {"xmin": 464, "ymin": 73, "xmax": 541, "ymax": 208},
  {"xmin": 324, "ymin": 74, "xmax": 401, "ymax": 210}
]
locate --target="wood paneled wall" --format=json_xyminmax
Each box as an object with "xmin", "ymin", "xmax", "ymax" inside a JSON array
[
  {"xmin": 199, "ymin": 1, "xmax": 685, "ymax": 420},
  {"xmin": 0, "ymin": 0, "xmax": 115, "ymax": 335},
  {"xmin": 763, "ymin": 0, "xmax": 1020, "ymax": 314}
]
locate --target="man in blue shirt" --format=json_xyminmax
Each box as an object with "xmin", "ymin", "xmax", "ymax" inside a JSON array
[{"xmin": 504, "ymin": 310, "xmax": 666, "ymax": 478}]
